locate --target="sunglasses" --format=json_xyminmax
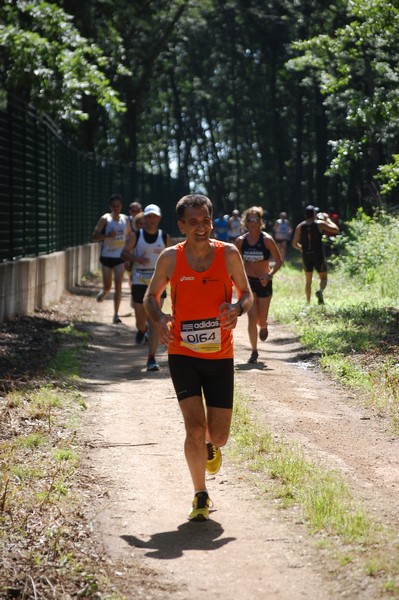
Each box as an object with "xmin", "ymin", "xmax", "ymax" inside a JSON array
[{"xmin": 247, "ymin": 217, "xmax": 260, "ymax": 222}]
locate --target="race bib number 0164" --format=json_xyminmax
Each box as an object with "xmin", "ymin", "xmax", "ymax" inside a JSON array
[{"xmin": 180, "ymin": 318, "xmax": 221, "ymax": 353}]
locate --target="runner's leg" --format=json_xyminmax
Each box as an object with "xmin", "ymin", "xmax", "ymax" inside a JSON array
[
  {"xmin": 247, "ymin": 296, "xmax": 258, "ymax": 351},
  {"xmin": 113, "ymin": 263, "xmax": 125, "ymax": 316},
  {"xmin": 257, "ymin": 295, "xmax": 272, "ymax": 330},
  {"xmin": 206, "ymin": 406, "xmax": 233, "ymax": 449},
  {"xmin": 101, "ymin": 265, "xmax": 113, "ymax": 295},
  {"xmin": 319, "ymin": 272, "xmax": 327, "ymax": 292},
  {"xmin": 133, "ymin": 301, "xmax": 147, "ymax": 333},
  {"xmin": 305, "ymin": 271, "xmax": 313, "ymax": 303},
  {"xmin": 179, "ymin": 396, "xmax": 207, "ymax": 492}
]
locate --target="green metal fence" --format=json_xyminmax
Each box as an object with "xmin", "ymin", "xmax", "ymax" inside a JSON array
[{"xmin": 0, "ymin": 94, "xmax": 185, "ymax": 262}]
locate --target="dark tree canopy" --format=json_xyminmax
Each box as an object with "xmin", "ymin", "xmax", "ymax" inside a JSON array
[{"xmin": 1, "ymin": 0, "xmax": 399, "ymax": 221}]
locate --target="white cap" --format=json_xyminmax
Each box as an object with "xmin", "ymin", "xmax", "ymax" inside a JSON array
[{"xmin": 144, "ymin": 204, "xmax": 161, "ymax": 217}]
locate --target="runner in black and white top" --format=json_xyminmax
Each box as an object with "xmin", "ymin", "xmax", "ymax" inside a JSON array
[
  {"xmin": 92, "ymin": 193, "xmax": 131, "ymax": 324},
  {"xmin": 122, "ymin": 203, "xmax": 173, "ymax": 371},
  {"xmin": 235, "ymin": 206, "xmax": 282, "ymax": 364}
]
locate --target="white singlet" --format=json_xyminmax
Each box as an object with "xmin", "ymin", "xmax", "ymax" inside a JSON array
[
  {"xmin": 101, "ymin": 213, "xmax": 130, "ymax": 258},
  {"xmin": 132, "ymin": 229, "xmax": 166, "ymax": 286}
]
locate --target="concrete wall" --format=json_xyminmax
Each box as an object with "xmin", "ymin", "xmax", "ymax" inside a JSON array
[{"xmin": 0, "ymin": 243, "xmax": 101, "ymax": 323}]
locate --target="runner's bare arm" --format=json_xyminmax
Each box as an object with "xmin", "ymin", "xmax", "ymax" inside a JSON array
[
  {"xmin": 319, "ymin": 219, "xmax": 340, "ymax": 236},
  {"xmin": 92, "ymin": 216, "xmax": 111, "ymax": 241},
  {"xmin": 265, "ymin": 235, "xmax": 283, "ymax": 276},
  {"xmin": 121, "ymin": 231, "xmax": 137, "ymax": 262},
  {"xmin": 234, "ymin": 236, "xmax": 243, "ymax": 253},
  {"xmin": 124, "ymin": 220, "xmax": 132, "ymax": 243},
  {"xmin": 143, "ymin": 248, "xmax": 176, "ymax": 343},
  {"xmin": 219, "ymin": 244, "xmax": 253, "ymax": 330},
  {"xmin": 292, "ymin": 224, "xmax": 302, "ymax": 251}
]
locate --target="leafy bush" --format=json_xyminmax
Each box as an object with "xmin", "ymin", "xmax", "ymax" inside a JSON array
[{"xmin": 336, "ymin": 209, "xmax": 399, "ymax": 298}]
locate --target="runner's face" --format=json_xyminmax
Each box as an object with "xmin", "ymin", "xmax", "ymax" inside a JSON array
[
  {"xmin": 179, "ymin": 206, "xmax": 212, "ymax": 242},
  {"xmin": 144, "ymin": 213, "xmax": 161, "ymax": 232},
  {"xmin": 246, "ymin": 213, "xmax": 261, "ymax": 230},
  {"xmin": 129, "ymin": 203, "xmax": 141, "ymax": 215},
  {"xmin": 110, "ymin": 200, "xmax": 122, "ymax": 214}
]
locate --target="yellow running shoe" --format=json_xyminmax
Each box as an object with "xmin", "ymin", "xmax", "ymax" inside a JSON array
[
  {"xmin": 206, "ymin": 443, "xmax": 222, "ymax": 475},
  {"xmin": 188, "ymin": 491, "xmax": 211, "ymax": 521}
]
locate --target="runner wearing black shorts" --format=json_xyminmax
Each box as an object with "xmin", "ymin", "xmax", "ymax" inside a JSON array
[
  {"xmin": 292, "ymin": 205, "xmax": 339, "ymax": 304},
  {"xmin": 235, "ymin": 206, "xmax": 282, "ymax": 364},
  {"xmin": 168, "ymin": 355, "xmax": 234, "ymax": 408}
]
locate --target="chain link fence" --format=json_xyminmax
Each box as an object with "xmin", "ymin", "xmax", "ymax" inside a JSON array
[{"xmin": 0, "ymin": 94, "xmax": 186, "ymax": 262}]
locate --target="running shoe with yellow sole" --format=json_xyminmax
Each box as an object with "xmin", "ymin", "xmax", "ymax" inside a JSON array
[
  {"xmin": 188, "ymin": 491, "xmax": 211, "ymax": 521},
  {"xmin": 206, "ymin": 443, "xmax": 222, "ymax": 475}
]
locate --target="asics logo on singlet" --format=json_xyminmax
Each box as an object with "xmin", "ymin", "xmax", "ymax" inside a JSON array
[{"xmin": 180, "ymin": 276, "xmax": 194, "ymax": 281}]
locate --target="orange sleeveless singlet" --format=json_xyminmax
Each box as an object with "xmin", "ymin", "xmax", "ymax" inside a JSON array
[{"xmin": 168, "ymin": 240, "xmax": 234, "ymax": 359}]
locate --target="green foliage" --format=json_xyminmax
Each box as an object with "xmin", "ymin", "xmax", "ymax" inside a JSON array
[
  {"xmin": 378, "ymin": 154, "xmax": 399, "ymax": 194},
  {"xmin": 14, "ymin": 432, "xmax": 48, "ymax": 449},
  {"xmin": 320, "ymin": 354, "xmax": 371, "ymax": 390},
  {"xmin": 273, "ymin": 210, "xmax": 399, "ymax": 430},
  {"xmin": 336, "ymin": 209, "xmax": 399, "ymax": 298},
  {"xmin": 3, "ymin": 0, "xmax": 399, "ymax": 214},
  {"xmin": 0, "ymin": 1, "xmax": 125, "ymax": 124},
  {"xmin": 47, "ymin": 324, "xmax": 88, "ymax": 381},
  {"xmin": 53, "ymin": 448, "xmax": 78, "ymax": 463},
  {"xmin": 288, "ymin": 0, "xmax": 399, "ymax": 205}
]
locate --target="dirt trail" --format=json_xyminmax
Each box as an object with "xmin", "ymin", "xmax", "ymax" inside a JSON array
[{"xmin": 77, "ymin": 283, "xmax": 399, "ymax": 599}]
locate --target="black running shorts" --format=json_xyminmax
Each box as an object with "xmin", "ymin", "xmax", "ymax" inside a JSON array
[
  {"xmin": 168, "ymin": 354, "xmax": 234, "ymax": 409},
  {"xmin": 248, "ymin": 277, "xmax": 273, "ymax": 298},
  {"xmin": 100, "ymin": 256, "xmax": 124, "ymax": 268},
  {"xmin": 302, "ymin": 252, "xmax": 327, "ymax": 273},
  {"xmin": 132, "ymin": 285, "xmax": 166, "ymax": 304}
]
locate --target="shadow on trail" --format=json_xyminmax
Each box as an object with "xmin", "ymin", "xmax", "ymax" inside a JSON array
[
  {"xmin": 69, "ymin": 283, "xmax": 99, "ymax": 297},
  {"xmin": 121, "ymin": 520, "xmax": 236, "ymax": 559},
  {"xmin": 235, "ymin": 361, "xmax": 268, "ymax": 370},
  {"xmin": 77, "ymin": 320, "xmax": 172, "ymax": 385}
]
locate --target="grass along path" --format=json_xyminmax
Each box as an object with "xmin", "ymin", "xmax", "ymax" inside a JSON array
[
  {"xmin": 229, "ymin": 388, "xmax": 399, "ymax": 597},
  {"xmin": 1, "ymin": 260, "xmax": 398, "ymax": 598},
  {"xmin": 271, "ymin": 257, "xmax": 399, "ymax": 431}
]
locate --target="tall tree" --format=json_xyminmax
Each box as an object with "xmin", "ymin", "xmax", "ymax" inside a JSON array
[
  {"xmin": 0, "ymin": 1, "xmax": 125, "ymax": 135},
  {"xmin": 288, "ymin": 0, "xmax": 399, "ymax": 211}
]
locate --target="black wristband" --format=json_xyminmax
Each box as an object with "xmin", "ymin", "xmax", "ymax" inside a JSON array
[{"xmin": 237, "ymin": 302, "xmax": 244, "ymax": 316}]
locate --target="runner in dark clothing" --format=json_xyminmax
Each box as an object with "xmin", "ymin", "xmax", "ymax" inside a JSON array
[{"xmin": 292, "ymin": 205, "xmax": 339, "ymax": 304}]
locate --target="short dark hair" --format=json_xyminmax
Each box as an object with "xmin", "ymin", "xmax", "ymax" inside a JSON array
[
  {"xmin": 109, "ymin": 193, "xmax": 123, "ymax": 206},
  {"xmin": 305, "ymin": 207, "xmax": 315, "ymax": 219},
  {"xmin": 176, "ymin": 194, "xmax": 213, "ymax": 221}
]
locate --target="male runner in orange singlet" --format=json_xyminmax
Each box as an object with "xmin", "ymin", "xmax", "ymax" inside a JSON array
[{"xmin": 144, "ymin": 194, "xmax": 252, "ymax": 521}]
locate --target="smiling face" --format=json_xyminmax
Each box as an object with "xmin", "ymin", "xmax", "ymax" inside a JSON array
[
  {"xmin": 245, "ymin": 212, "xmax": 262, "ymax": 231},
  {"xmin": 178, "ymin": 205, "xmax": 213, "ymax": 243},
  {"xmin": 241, "ymin": 205, "xmax": 265, "ymax": 232}
]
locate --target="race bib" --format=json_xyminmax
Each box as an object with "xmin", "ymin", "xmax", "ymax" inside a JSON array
[
  {"xmin": 180, "ymin": 318, "xmax": 221, "ymax": 353},
  {"xmin": 136, "ymin": 268, "xmax": 154, "ymax": 285},
  {"xmin": 242, "ymin": 249, "xmax": 264, "ymax": 262},
  {"xmin": 106, "ymin": 228, "xmax": 125, "ymax": 250}
]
